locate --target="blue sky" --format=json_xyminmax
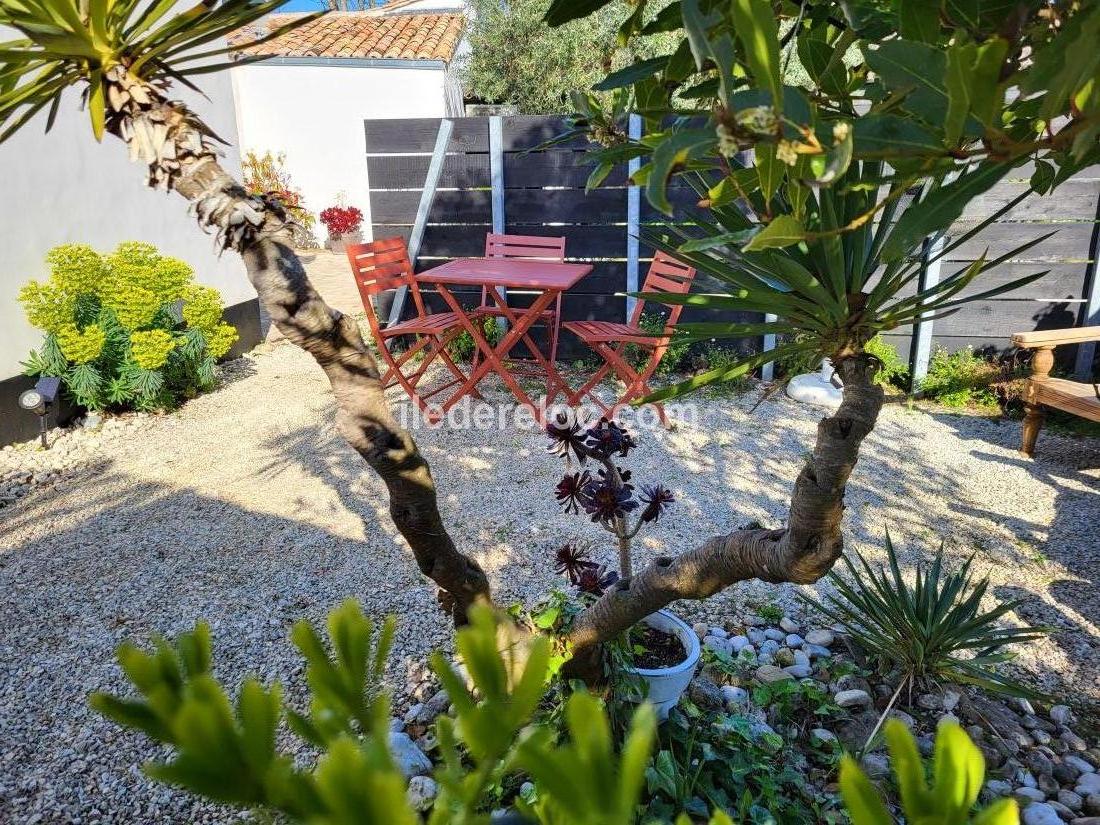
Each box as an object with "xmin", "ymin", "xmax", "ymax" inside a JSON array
[
  {"xmin": 279, "ymin": 0, "xmax": 329, "ymax": 10},
  {"xmin": 277, "ymin": 0, "xmax": 392, "ymax": 10}
]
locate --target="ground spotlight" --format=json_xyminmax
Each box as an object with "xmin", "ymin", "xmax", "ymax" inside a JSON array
[{"xmin": 17, "ymin": 376, "xmax": 60, "ymax": 448}]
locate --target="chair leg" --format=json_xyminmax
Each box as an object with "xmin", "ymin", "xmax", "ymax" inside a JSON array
[
  {"xmin": 569, "ymin": 359, "xmax": 613, "ymax": 407},
  {"xmin": 549, "ymin": 295, "xmax": 562, "ymax": 366},
  {"xmin": 599, "ymin": 343, "xmax": 674, "ymax": 428},
  {"xmin": 1020, "ymin": 402, "xmax": 1045, "ymax": 456},
  {"xmin": 407, "ymin": 337, "xmax": 435, "ymax": 388},
  {"xmin": 436, "ymin": 331, "xmax": 483, "ymax": 401}
]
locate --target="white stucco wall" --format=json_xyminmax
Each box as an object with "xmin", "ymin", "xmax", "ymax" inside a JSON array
[
  {"xmin": 0, "ymin": 65, "xmax": 254, "ymax": 382},
  {"xmin": 230, "ymin": 61, "xmax": 453, "ymax": 239}
]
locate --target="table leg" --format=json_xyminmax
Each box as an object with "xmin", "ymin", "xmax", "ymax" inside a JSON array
[
  {"xmin": 434, "ymin": 284, "xmax": 563, "ymax": 417},
  {"xmin": 482, "ymin": 288, "xmax": 572, "ymax": 408}
]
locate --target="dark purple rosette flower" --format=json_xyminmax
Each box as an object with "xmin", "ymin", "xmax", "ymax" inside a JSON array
[
  {"xmin": 546, "ymin": 411, "xmax": 588, "ymax": 463},
  {"xmin": 579, "ymin": 477, "xmax": 638, "ymax": 524},
  {"xmin": 576, "ymin": 564, "xmax": 620, "ymax": 596},
  {"xmin": 597, "ymin": 466, "xmax": 633, "ymax": 493},
  {"xmin": 583, "ymin": 418, "xmax": 636, "ymax": 458},
  {"xmin": 555, "ymin": 470, "xmax": 592, "ymax": 514},
  {"xmin": 639, "ymin": 484, "xmax": 675, "ymax": 523},
  {"xmin": 553, "ymin": 544, "xmax": 597, "ymax": 584}
]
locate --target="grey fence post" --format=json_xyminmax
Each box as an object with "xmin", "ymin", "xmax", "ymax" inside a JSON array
[
  {"xmin": 1073, "ymin": 188, "xmax": 1100, "ymax": 379},
  {"xmin": 386, "ymin": 118, "xmax": 454, "ymax": 329},
  {"xmin": 760, "ymin": 314, "xmax": 778, "ymax": 381},
  {"xmin": 489, "ymin": 115, "xmax": 507, "ymax": 330},
  {"xmin": 625, "ymin": 113, "xmax": 643, "ymax": 322},
  {"xmin": 909, "ymin": 234, "xmax": 945, "ymax": 387}
]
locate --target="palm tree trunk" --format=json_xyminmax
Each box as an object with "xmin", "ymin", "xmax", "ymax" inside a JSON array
[
  {"xmin": 566, "ymin": 355, "xmax": 884, "ymax": 671},
  {"xmin": 106, "ymin": 74, "xmax": 490, "ymax": 621}
]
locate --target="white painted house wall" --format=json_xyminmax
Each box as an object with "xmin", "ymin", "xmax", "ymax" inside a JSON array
[
  {"xmin": 0, "ymin": 62, "xmax": 255, "ymax": 388},
  {"xmin": 230, "ymin": 61, "xmax": 456, "ymax": 241}
]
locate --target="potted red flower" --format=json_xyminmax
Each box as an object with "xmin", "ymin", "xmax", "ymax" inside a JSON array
[{"xmin": 319, "ymin": 205, "xmax": 364, "ymax": 253}]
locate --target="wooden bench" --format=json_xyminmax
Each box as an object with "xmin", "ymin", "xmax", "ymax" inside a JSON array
[{"xmin": 1012, "ymin": 326, "xmax": 1100, "ymax": 456}]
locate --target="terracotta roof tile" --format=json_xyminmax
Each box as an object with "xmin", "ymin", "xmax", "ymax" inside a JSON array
[{"xmin": 229, "ymin": 11, "xmax": 464, "ymax": 62}]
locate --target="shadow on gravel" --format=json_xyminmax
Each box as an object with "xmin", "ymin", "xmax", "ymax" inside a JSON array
[
  {"xmin": 0, "ymin": 460, "xmax": 449, "ymax": 821},
  {"xmin": 928, "ymin": 411, "xmax": 1100, "ymax": 710}
]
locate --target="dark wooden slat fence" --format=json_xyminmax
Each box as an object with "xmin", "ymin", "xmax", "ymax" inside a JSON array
[{"xmin": 365, "ymin": 115, "xmax": 1100, "ymax": 376}]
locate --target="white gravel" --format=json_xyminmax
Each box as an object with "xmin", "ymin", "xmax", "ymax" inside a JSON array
[{"xmin": 1, "ymin": 339, "xmax": 1098, "ymax": 822}]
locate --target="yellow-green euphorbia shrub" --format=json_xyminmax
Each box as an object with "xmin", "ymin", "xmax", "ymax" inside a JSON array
[{"xmin": 19, "ymin": 242, "xmax": 238, "ymax": 412}]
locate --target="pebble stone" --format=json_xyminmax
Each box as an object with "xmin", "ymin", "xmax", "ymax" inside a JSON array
[
  {"xmin": 1, "ymin": 340, "xmax": 1098, "ymax": 821},
  {"xmin": 804, "ymin": 629, "xmax": 834, "ymax": 647},
  {"xmin": 407, "ymin": 776, "xmax": 439, "ymax": 811},
  {"xmin": 756, "ymin": 664, "xmax": 793, "ymax": 683},
  {"xmin": 834, "ymin": 689, "xmax": 872, "ymax": 708},
  {"xmin": 720, "ymin": 685, "xmax": 749, "ymax": 708},
  {"xmin": 1022, "ymin": 803, "xmax": 1064, "ymax": 825},
  {"xmin": 389, "ymin": 732, "xmax": 433, "ymax": 778}
]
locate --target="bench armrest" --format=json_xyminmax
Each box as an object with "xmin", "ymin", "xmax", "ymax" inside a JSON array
[{"xmin": 1012, "ymin": 326, "xmax": 1100, "ymax": 349}]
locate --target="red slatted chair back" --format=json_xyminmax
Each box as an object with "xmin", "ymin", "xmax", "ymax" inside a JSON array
[
  {"xmin": 346, "ymin": 238, "xmax": 426, "ymax": 336},
  {"xmin": 629, "ymin": 252, "xmax": 697, "ymax": 329},
  {"xmin": 484, "ymin": 233, "xmax": 566, "ymax": 262}
]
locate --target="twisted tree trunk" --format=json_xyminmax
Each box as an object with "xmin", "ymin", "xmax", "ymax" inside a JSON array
[
  {"xmin": 104, "ymin": 71, "xmax": 489, "ymax": 621},
  {"xmin": 101, "ymin": 70, "xmax": 882, "ymax": 647},
  {"xmin": 567, "ymin": 355, "xmax": 884, "ymax": 669}
]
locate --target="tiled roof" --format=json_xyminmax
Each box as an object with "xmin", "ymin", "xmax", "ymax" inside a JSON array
[{"xmin": 229, "ymin": 11, "xmax": 464, "ymax": 62}]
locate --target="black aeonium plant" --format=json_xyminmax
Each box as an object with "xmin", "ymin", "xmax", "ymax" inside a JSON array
[
  {"xmin": 640, "ymin": 485, "xmax": 675, "ymax": 524},
  {"xmin": 545, "ymin": 411, "xmax": 674, "ymax": 581},
  {"xmin": 554, "ymin": 543, "xmax": 596, "ymax": 582},
  {"xmin": 552, "ymin": 544, "xmax": 621, "ymax": 597},
  {"xmin": 546, "ymin": 412, "xmax": 588, "ymax": 463},
  {"xmin": 579, "ymin": 477, "xmax": 638, "ymax": 524},
  {"xmin": 584, "ymin": 418, "xmax": 636, "ymax": 458},
  {"xmin": 555, "ymin": 471, "xmax": 592, "ymax": 515},
  {"xmin": 576, "ymin": 564, "xmax": 620, "ymax": 597}
]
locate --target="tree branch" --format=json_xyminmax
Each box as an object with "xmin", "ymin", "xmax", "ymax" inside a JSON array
[
  {"xmin": 108, "ymin": 77, "xmax": 490, "ymax": 622},
  {"xmin": 567, "ymin": 355, "xmax": 884, "ymax": 656}
]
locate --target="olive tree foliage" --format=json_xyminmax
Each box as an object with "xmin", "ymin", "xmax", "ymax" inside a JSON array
[
  {"xmin": 544, "ymin": 0, "xmax": 1099, "ymax": 660},
  {"xmin": 460, "ymin": 0, "xmax": 678, "ymax": 113}
]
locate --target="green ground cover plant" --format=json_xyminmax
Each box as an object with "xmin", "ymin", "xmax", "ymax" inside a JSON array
[{"xmin": 91, "ymin": 600, "xmax": 1022, "ymax": 824}]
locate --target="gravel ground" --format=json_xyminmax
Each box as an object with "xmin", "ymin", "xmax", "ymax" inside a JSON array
[{"xmin": 1, "ymin": 339, "xmax": 1097, "ymax": 822}]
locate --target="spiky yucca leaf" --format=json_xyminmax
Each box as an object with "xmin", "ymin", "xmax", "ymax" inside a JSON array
[
  {"xmin": 631, "ymin": 161, "xmax": 1053, "ymax": 399},
  {"xmin": 0, "ymin": 0, "xmax": 323, "ymax": 143},
  {"xmin": 799, "ymin": 532, "xmax": 1050, "ymax": 699}
]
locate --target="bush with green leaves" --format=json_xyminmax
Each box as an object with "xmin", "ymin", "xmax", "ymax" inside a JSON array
[
  {"xmin": 840, "ymin": 719, "xmax": 1017, "ymax": 825},
  {"xmin": 90, "ymin": 599, "xmax": 1020, "ymax": 824},
  {"xmin": 644, "ymin": 689, "xmax": 844, "ymax": 823},
  {"xmin": 446, "ymin": 316, "xmax": 505, "ymax": 363},
  {"xmin": 91, "ymin": 600, "xmax": 663, "ymax": 824},
  {"xmin": 918, "ymin": 346, "xmax": 1003, "ymax": 408},
  {"xmin": 801, "ymin": 532, "xmax": 1049, "ymax": 699},
  {"xmin": 19, "ymin": 242, "xmax": 238, "ymax": 412},
  {"xmin": 863, "ymin": 336, "xmax": 910, "ymax": 389}
]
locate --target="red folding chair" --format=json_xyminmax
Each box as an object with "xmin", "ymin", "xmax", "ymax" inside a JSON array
[
  {"xmin": 563, "ymin": 252, "xmax": 697, "ymax": 425},
  {"xmin": 346, "ymin": 238, "xmax": 474, "ymax": 415},
  {"xmin": 473, "ymin": 233, "xmax": 567, "ymax": 365}
]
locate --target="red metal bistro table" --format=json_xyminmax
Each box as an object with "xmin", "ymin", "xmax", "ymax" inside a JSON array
[{"xmin": 416, "ymin": 258, "xmax": 592, "ymax": 416}]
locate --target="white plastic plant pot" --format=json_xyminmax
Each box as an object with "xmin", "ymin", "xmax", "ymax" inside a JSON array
[{"xmin": 625, "ymin": 609, "xmax": 701, "ymax": 721}]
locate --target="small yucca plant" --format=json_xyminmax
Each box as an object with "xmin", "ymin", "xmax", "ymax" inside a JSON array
[{"xmin": 801, "ymin": 533, "xmax": 1049, "ymax": 699}]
